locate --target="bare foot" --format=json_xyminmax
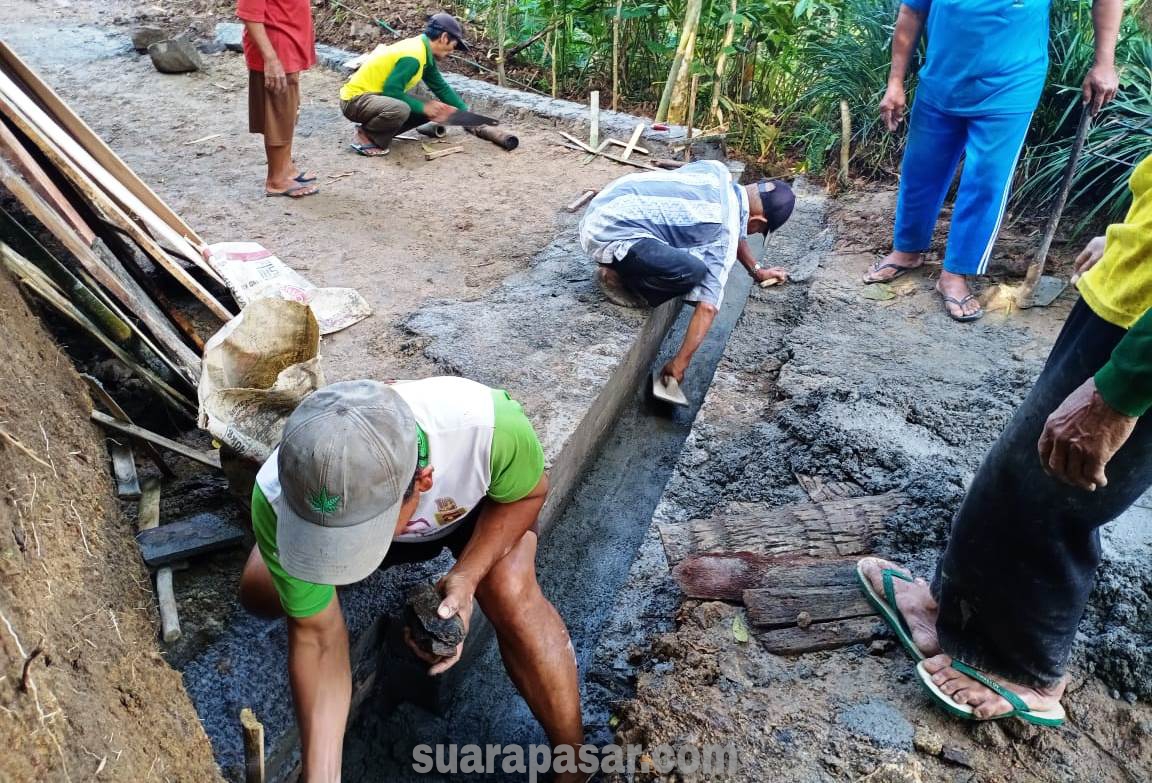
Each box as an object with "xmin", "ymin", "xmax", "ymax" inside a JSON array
[
  {"xmin": 935, "ymin": 270, "xmax": 982, "ymax": 321},
  {"xmin": 596, "ymin": 266, "xmax": 647, "ymax": 308},
  {"xmin": 859, "ymin": 557, "xmax": 942, "ymax": 657},
  {"xmin": 923, "ymin": 654, "xmax": 1067, "ymax": 719},
  {"xmin": 863, "ymin": 250, "xmax": 924, "ymax": 283}
]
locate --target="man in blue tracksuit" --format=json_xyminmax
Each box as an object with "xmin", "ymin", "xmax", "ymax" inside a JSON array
[{"xmin": 863, "ymin": 0, "xmax": 1121, "ymax": 322}]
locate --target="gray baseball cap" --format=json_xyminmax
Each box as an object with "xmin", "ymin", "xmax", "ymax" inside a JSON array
[{"xmin": 276, "ymin": 380, "xmax": 418, "ymax": 585}]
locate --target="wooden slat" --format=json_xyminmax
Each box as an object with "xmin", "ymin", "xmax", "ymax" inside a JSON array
[
  {"xmin": 137, "ymin": 478, "xmax": 181, "ymax": 643},
  {"xmin": 82, "ymin": 374, "xmax": 174, "ymax": 476},
  {"xmin": 136, "ymin": 512, "xmax": 244, "ymax": 567},
  {"xmin": 91, "ymin": 411, "xmax": 219, "ymax": 468},
  {"xmin": 0, "ymin": 117, "xmax": 94, "ymax": 243},
  {"xmin": 0, "ymin": 86, "xmax": 233, "ymax": 321},
  {"xmin": 110, "ymin": 441, "xmax": 141, "ymax": 499},
  {"xmin": 755, "ymin": 617, "xmax": 880, "ymax": 656},
  {"xmin": 0, "ymin": 42, "xmax": 209, "ymax": 253},
  {"xmin": 743, "ymin": 588, "xmax": 873, "ymax": 628}
]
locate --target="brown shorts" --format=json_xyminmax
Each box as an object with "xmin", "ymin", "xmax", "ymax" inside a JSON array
[{"xmin": 248, "ymin": 69, "xmax": 300, "ymax": 146}]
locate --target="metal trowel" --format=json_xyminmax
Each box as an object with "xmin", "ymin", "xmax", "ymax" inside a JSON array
[{"xmin": 652, "ymin": 371, "xmax": 689, "ymax": 407}]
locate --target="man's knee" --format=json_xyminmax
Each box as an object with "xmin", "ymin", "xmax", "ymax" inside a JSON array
[
  {"xmin": 629, "ymin": 238, "xmax": 706, "ymax": 288},
  {"xmin": 476, "ymin": 561, "xmax": 543, "ymax": 624}
]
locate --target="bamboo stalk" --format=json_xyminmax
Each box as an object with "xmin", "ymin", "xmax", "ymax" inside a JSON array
[
  {"xmin": 496, "ymin": 0, "xmax": 507, "ymax": 87},
  {"xmin": 656, "ymin": 0, "xmax": 703, "ymax": 124},
  {"xmin": 710, "ymin": 0, "xmax": 738, "ymax": 125},
  {"xmin": 839, "ymin": 100, "xmax": 852, "ymax": 185},
  {"xmin": 684, "ymin": 75, "xmax": 700, "ymax": 162},
  {"xmin": 612, "ymin": 0, "xmax": 624, "ymax": 112},
  {"xmin": 549, "ymin": 26, "xmax": 559, "ymax": 98}
]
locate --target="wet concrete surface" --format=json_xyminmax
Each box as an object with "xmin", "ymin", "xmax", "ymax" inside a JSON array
[{"xmin": 343, "ymin": 247, "xmax": 759, "ymax": 781}]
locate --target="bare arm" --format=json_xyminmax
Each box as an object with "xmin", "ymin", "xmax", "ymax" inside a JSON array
[
  {"xmin": 661, "ymin": 302, "xmax": 718, "ymax": 384},
  {"xmin": 241, "ymin": 21, "xmax": 287, "ymax": 92},
  {"xmin": 288, "ymin": 598, "xmax": 351, "ymax": 783},
  {"xmin": 413, "ymin": 475, "xmax": 549, "ymax": 675},
  {"xmin": 736, "ymin": 237, "xmax": 789, "ymax": 285},
  {"xmin": 880, "ymin": 5, "xmax": 926, "ymax": 131},
  {"xmin": 1082, "ymin": 0, "xmax": 1122, "ymax": 114}
]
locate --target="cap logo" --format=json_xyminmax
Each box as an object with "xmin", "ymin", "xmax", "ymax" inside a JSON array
[{"xmin": 308, "ymin": 487, "xmax": 342, "ymax": 516}]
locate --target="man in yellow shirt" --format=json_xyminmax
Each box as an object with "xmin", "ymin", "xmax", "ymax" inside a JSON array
[
  {"xmin": 339, "ymin": 13, "xmax": 470, "ymax": 157},
  {"xmin": 858, "ymin": 155, "xmax": 1152, "ymax": 726}
]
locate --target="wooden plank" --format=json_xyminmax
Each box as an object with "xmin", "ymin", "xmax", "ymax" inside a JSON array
[
  {"xmin": 0, "ymin": 117, "xmax": 94, "ymax": 243},
  {"xmin": 91, "ymin": 411, "xmax": 220, "ymax": 469},
  {"xmin": 607, "ymin": 136, "xmax": 650, "ymax": 156},
  {"xmin": 137, "ymin": 478, "xmax": 181, "ymax": 643},
  {"xmin": 82, "ymin": 374, "xmax": 174, "ymax": 476},
  {"xmin": 665, "ymin": 492, "xmax": 906, "ymax": 563},
  {"xmin": 110, "ymin": 442, "xmax": 141, "ymax": 499},
  {"xmin": 565, "ymin": 189, "xmax": 597, "ymax": 213},
  {"xmin": 674, "ymin": 554, "xmax": 864, "ymax": 601},
  {"xmin": 559, "ymin": 139, "xmax": 659, "ymax": 172},
  {"xmin": 424, "ymin": 145, "xmax": 463, "ymax": 161},
  {"xmin": 743, "ymin": 581, "xmax": 874, "ymax": 629},
  {"xmin": 136, "ymin": 512, "xmax": 244, "ymax": 567},
  {"xmin": 0, "ymin": 87, "xmax": 234, "ymax": 321},
  {"xmin": 618, "ymin": 123, "xmax": 645, "ymax": 161},
  {"xmin": 0, "ymin": 156, "xmax": 201, "ymax": 382},
  {"xmin": 0, "ymin": 45, "xmax": 213, "ymax": 266},
  {"xmin": 588, "ymin": 90, "xmax": 600, "ymax": 149},
  {"xmin": 755, "ymin": 616, "xmax": 880, "ymax": 656}
]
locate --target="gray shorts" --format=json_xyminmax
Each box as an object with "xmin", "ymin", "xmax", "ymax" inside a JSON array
[{"xmin": 341, "ymin": 93, "xmax": 423, "ymax": 147}]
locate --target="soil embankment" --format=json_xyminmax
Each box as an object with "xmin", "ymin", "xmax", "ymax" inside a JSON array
[{"xmin": 0, "ymin": 267, "xmax": 221, "ymax": 782}]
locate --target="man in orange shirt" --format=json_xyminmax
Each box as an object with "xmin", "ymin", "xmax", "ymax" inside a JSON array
[{"xmin": 236, "ymin": 0, "xmax": 319, "ymax": 198}]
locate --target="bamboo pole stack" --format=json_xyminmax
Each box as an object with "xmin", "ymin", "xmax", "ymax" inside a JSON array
[{"xmin": 0, "ymin": 40, "xmax": 238, "ymax": 421}]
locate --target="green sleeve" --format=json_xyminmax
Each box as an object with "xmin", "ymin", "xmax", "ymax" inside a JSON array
[
  {"xmin": 487, "ymin": 390, "xmax": 545, "ymax": 503},
  {"xmin": 251, "ymin": 484, "xmax": 336, "ymax": 618},
  {"xmin": 1096, "ymin": 308, "xmax": 1152, "ymax": 417},
  {"xmin": 381, "ymin": 56, "xmax": 426, "ymax": 114},
  {"xmin": 421, "ymin": 57, "xmax": 468, "ymax": 111}
]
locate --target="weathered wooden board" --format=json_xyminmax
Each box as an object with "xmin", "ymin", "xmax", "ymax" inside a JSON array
[
  {"xmin": 109, "ymin": 440, "xmax": 141, "ymax": 499},
  {"xmin": 136, "ymin": 512, "xmax": 244, "ymax": 567},
  {"xmin": 673, "ymin": 551, "xmax": 785, "ymax": 600},
  {"xmin": 659, "ymin": 492, "xmax": 906, "ymax": 564},
  {"xmin": 755, "ymin": 616, "xmax": 880, "ymax": 655},
  {"xmin": 795, "ymin": 473, "xmax": 864, "ymax": 503},
  {"xmin": 91, "ymin": 411, "xmax": 220, "ymax": 468},
  {"xmin": 743, "ymin": 586, "xmax": 873, "ymax": 628}
]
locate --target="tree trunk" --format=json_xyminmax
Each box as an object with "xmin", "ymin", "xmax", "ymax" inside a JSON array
[
  {"xmin": 612, "ymin": 0, "xmax": 624, "ymax": 111},
  {"xmin": 709, "ymin": 0, "xmax": 738, "ymax": 124},
  {"xmin": 496, "ymin": 0, "xmax": 507, "ymax": 87},
  {"xmin": 655, "ymin": 0, "xmax": 703, "ymax": 124}
]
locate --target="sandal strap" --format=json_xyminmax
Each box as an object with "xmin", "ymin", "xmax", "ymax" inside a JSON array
[
  {"xmin": 950, "ymin": 660, "xmax": 1029, "ymax": 713},
  {"xmin": 881, "ymin": 569, "xmax": 915, "ymax": 638}
]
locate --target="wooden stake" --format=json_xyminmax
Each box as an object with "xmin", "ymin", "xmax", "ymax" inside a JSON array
[
  {"xmin": 607, "ymin": 137, "xmax": 650, "ymax": 156},
  {"xmin": 138, "ymin": 479, "xmax": 181, "ymax": 644},
  {"xmin": 91, "ymin": 412, "xmax": 220, "ymax": 468},
  {"xmin": 240, "ymin": 708, "xmax": 266, "ymax": 783},
  {"xmin": 495, "ymin": 0, "xmax": 507, "ymax": 87},
  {"xmin": 565, "ymin": 190, "xmax": 598, "ymax": 212},
  {"xmin": 424, "ymin": 145, "xmax": 464, "ymax": 161},
  {"xmin": 558, "ymin": 135, "xmax": 659, "ymax": 171},
  {"xmin": 683, "ymin": 75, "xmax": 700, "ymax": 162},
  {"xmin": 588, "ymin": 91, "xmax": 600, "ymax": 150},
  {"xmin": 838, "ymin": 99, "xmax": 851, "ymax": 186},
  {"xmin": 619, "ymin": 123, "xmax": 645, "ymax": 161}
]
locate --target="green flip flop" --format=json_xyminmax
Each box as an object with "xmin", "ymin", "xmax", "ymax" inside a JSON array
[
  {"xmin": 855, "ymin": 558, "xmax": 925, "ymax": 661},
  {"xmin": 916, "ymin": 660, "xmax": 1066, "ymax": 727}
]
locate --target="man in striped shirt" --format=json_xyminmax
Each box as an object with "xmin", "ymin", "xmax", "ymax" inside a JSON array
[{"xmin": 579, "ymin": 160, "xmax": 794, "ymax": 389}]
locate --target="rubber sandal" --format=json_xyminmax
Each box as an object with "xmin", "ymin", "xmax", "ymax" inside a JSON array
[
  {"xmin": 915, "ymin": 660, "xmax": 1066, "ymax": 726},
  {"xmin": 294, "ymin": 171, "xmax": 317, "ymax": 183},
  {"xmin": 349, "ymin": 142, "xmax": 389, "ymax": 157},
  {"xmin": 938, "ymin": 290, "xmax": 984, "ymax": 322},
  {"xmin": 863, "ymin": 259, "xmax": 922, "ymax": 284},
  {"xmin": 855, "ymin": 558, "xmax": 925, "ymax": 661},
  {"xmin": 265, "ymin": 184, "xmax": 319, "ymax": 198}
]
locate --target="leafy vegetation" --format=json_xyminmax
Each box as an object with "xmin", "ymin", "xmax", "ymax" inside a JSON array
[{"xmin": 453, "ymin": 0, "xmax": 1149, "ymax": 229}]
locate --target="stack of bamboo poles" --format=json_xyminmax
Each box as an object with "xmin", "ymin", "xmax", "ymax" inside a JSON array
[{"xmin": 0, "ymin": 40, "xmax": 236, "ymax": 420}]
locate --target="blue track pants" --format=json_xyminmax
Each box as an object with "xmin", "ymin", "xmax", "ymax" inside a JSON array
[{"xmin": 893, "ymin": 99, "xmax": 1033, "ymax": 276}]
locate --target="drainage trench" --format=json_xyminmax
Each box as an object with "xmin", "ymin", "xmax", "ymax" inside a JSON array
[{"xmin": 340, "ymin": 269, "xmax": 756, "ymax": 781}]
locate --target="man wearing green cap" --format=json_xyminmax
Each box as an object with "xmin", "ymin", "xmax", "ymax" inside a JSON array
[{"xmin": 238, "ymin": 376, "xmax": 584, "ymax": 782}]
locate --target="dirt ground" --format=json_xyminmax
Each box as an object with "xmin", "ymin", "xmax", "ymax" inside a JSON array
[
  {"xmin": 0, "ymin": 265, "xmax": 221, "ymax": 782},
  {"xmin": 602, "ymin": 185, "xmax": 1152, "ymax": 783}
]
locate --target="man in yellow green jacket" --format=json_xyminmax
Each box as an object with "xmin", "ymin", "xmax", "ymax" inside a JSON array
[{"xmin": 340, "ymin": 13, "xmax": 470, "ymax": 156}]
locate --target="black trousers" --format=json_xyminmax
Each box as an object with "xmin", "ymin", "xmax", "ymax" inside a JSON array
[
  {"xmin": 611, "ymin": 238, "xmax": 707, "ymax": 307},
  {"xmin": 932, "ymin": 299, "xmax": 1152, "ymax": 687}
]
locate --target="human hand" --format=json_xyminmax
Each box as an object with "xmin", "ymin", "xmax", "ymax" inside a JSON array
[
  {"xmin": 660, "ymin": 358, "xmax": 687, "ymax": 385},
  {"xmin": 753, "ymin": 266, "xmax": 789, "ymax": 287},
  {"xmin": 423, "ymin": 100, "xmax": 455, "ymax": 123},
  {"xmin": 404, "ymin": 572, "xmax": 474, "ymax": 675},
  {"xmin": 1038, "ymin": 377, "xmax": 1137, "ymax": 491},
  {"xmin": 1082, "ymin": 63, "xmax": 1119, "ymax": 115},
  {"xmin": 1071, "ymin": 235, "xmax": 1107, "ymax": 283},
  {"xmin": 264, "ymin": 57, "xmax": 288, "ymax": 94},
  {"xmin": 879, "ymin": 83, "xmax": 907, "ymax": 132}
]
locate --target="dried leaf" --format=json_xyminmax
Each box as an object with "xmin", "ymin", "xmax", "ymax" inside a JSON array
[
  {"xmin": 732, "ymin": 613, "xmax": 751, "ymax": 643},
  {"xmin": 861, "ymin": 283, "xmax": 895, "ymax": 301}
]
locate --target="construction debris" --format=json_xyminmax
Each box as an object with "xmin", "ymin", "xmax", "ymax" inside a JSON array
[
  {"xmin": 565, "ymin": 189, "xmax": 598, "ymax": 213},
  {"xmin": 90, "ymin": 411, "xmax": 222, "ymax": 469},
  {"xmin": 138, "ymin": 479, "xmax": 181, "ymax": 643},
  {"xmin": 405, "ymin": 582, "xmax": 466, "ymax": 657},
  {"xmin": 425, "ymin": 144, "xmax": 464, "ymax": 161},
  {"xmin": 240, "ymin": 708, "xmax": 266, "ymax": 783},
  {"xmin": 136, "ymin": 511, "xmax": 245, "ymax": 567}
]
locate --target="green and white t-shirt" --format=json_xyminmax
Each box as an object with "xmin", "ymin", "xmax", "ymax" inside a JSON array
[{"xmin": 252, "ymin": 377, "xmax": 545, "ymax": 617}]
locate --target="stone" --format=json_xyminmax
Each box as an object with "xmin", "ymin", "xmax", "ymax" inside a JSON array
[
  {"xmin": 971, "ymin": 720, "xmax": 1008, "ymax": 749},
  {"xmin": 858, "ymin": 758, "xmax": 926, "ymax": 783},
  {"xmin": 131, "ymin": 25, "xmax": 167, "ymax": 52},
  {"xmin": 912, "ymin": 724, "xmax": 943, "ymax": 756},
  {"xmin": 1001, "ymin": 718, "xmax": 1039, "ymax": 742},
  {"xmin": 940, "ymin": 745, "xmax": 974, "ymax": 769},
  {"xmin": 869, "ymin": 639, "xmax": 894, "ymax": 655},
  {"xmin": 404, "ymin": 582, "xmax": 465, "ymax": 657},
  {"xmin": 214, "ymin": 21, "xmax": 244, "ymax": 52},
  {"xmin": 147, "ymin": 39, "xmax": 203, "ymax": 74}
]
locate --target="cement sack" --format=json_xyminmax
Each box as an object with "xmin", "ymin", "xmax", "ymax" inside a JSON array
[
  {"xmin": 205, "ymin": 241, "xmax": 372, "ymax": 334},
  {"xmin": 198, "ymin": 298, "xmax": 324, "ymax": 464}
]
